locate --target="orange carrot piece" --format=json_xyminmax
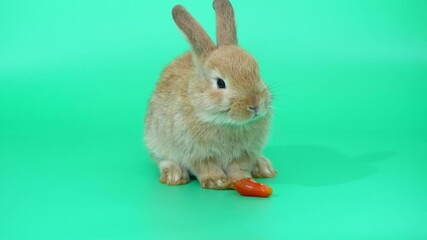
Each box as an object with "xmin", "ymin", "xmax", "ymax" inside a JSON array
[{"xmin": 233, "ymin": 178, "xmax": 272, "ymax": 198}]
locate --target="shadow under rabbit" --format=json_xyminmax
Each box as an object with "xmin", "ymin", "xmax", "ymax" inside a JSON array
[{"xmin": 263, "ymin": 145, "xmax": 396, "ymax": 187}]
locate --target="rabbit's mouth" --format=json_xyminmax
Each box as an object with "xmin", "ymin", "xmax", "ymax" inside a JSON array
[
  {"xmin": 247, "ymin": 111, "xmax": 266, "ymax": 123},
  {"xmin": 221, "ymin": 108, "xmax": 232, "ymax": 114},
  {"xmin": 219, "ymin": 109, "xmax": 267, "ymax": 125},
  {"xmin": 197, "ymin": 106, "xmax": 268, "ymax": 125}
]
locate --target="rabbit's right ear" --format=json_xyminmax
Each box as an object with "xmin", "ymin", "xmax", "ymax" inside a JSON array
[{"xmin": 173, "ymin": 5, "xmax": 215, "ymax": 59}]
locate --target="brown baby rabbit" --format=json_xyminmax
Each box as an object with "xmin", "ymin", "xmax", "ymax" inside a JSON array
[{"xmin": 144, "ymin": 0, "xmax": 276, "ymax": 189}]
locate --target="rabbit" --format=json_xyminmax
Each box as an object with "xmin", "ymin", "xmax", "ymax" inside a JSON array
[{"xmin": 144, "ymin": 0, "xmax": 276, "ymax": 189}]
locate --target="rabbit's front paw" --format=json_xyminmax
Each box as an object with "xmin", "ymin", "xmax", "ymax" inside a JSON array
[
  {"xmin": 159, "ymin": 160, "xmax": 190, "ymax": 185},
  {"xmin": 200, "ymin": 175, "xmax": 229, "ymax": 189},
  {"xmin": 252, "ymin": 156, "xmax": 277, "ymax": 178}
]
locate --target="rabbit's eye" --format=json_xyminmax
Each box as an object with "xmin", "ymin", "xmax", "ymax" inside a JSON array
[{"xmin": 216, "ymin": 78, "xmax": 226, "ymax": 89}]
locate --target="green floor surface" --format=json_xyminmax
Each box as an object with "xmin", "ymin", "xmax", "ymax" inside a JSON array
[{"xmin": 1, "ymin": 0, "xmax": 427, "ymax": 239}]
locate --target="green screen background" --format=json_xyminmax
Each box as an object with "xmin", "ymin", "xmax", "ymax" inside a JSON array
[{"xmin": 1, "ymin": 0, "xmax": 426, "ymax": 239}]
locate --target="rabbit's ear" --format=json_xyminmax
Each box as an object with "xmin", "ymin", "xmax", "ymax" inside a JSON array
[
  {"xmin": 213, "ymin": 0, "xmax": 237, "ymax": 46},
  {"xmin": 173, "ymin": 5, "xmax": 215, "ymax": 58}
]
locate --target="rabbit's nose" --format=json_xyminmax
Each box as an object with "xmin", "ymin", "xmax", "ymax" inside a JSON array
[{"xmin": 248, "ymin": 105, "xmax": 258, "ymax": 113}]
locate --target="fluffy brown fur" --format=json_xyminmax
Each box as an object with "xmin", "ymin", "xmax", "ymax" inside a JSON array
[{"xmin": 144, "ymin": 0, "xmax": 276, "ymax": 189}]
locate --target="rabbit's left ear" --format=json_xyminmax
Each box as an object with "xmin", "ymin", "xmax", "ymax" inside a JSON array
[{"xmin": 213, "ymin": 0, "xmax": 237, "ymax": 46}]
